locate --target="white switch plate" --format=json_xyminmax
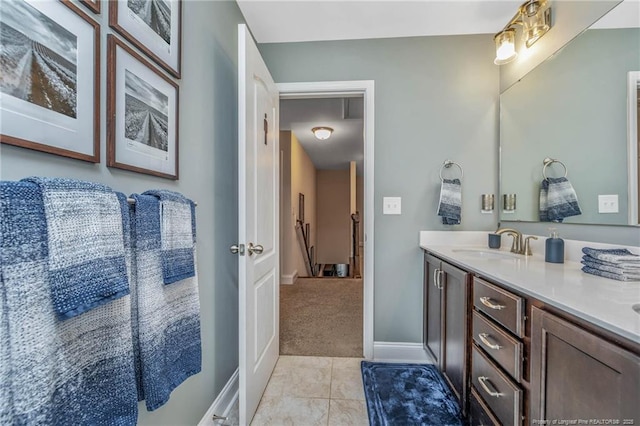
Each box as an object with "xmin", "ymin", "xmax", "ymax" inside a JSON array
[
  {"xmin": 383, "ymin": 197, "xmax": 402, "ymax": 215},
  {"xmin": 598, "ymin": 194, "xmax": 619, "ymax": 213}
]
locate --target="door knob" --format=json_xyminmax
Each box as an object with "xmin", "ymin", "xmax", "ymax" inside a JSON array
[
  {"xmin": 230, "ymin": 244, "xmax": 245, "ymax": 255},
  {"xmin": 247, "ymin": 243, "xmax": 264, "ymax": 255}
]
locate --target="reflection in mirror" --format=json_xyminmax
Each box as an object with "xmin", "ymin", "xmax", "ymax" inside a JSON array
[
  {"xmin": 500, "ymin": 1, "xmax": 640, "ymax": 226},
  {"xmin": 628, "ymin": 71, "xmax": 640, "ymax": 224}
]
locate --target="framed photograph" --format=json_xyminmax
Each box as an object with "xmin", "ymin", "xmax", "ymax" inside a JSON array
[
  {"xmin": 107, "ymin": 35, "xmax": 179, "ymax": 179},
  {"xmin": 0, "ymin": 0, "xmax": 100, "ymax": 162},
  {"xmin": 80, "ymin": 0, "xmax": 100, "ymax": 14},
  {"xmin": 109, "ymin": 0, "xmax": 182, "ymax": 78}
]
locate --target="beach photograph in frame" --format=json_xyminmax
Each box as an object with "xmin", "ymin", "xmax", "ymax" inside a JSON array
[
  {"xmin": 0, "ymin": 0, "xmax": 100, "ymax": 162},
  {"xmin": 109, "ymin": 0, "xmax": 181, "ymax": 78},
  {"xmin": 107, "ymin": 35, "xmax": 179, "ymax": 179}
]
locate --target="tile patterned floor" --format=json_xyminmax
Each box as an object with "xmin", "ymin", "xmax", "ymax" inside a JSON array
[{"xmin": 250, "ymin": 356, "xmax": 369, "ymax": 426}]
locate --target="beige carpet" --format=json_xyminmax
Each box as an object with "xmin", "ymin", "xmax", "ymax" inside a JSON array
[{"xmin": 280, "ymin": 278, "xmax": 363, "ymax": 357}]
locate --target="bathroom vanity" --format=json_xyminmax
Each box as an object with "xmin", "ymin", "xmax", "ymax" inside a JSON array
[{"xmin": 420, "ymin": 232, "xmax": 640, "ymax": 425}]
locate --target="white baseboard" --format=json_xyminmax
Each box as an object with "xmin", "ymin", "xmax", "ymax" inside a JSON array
[
  {"xmin": 280, "ymin": 270, "xmax": 298, "ymax": 285},
  {"xmin": 198, "ymin": 368, "xmax": 239, "ymax": 426},
  {"xmin": 373, "ymin": 341, "xmax": 434, "ymax": 364}
]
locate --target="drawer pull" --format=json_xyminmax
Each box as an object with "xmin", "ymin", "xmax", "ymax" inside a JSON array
[
  {"xmin": 479, "ymin": 296, "xmax": 506, "ymax": 310},
  {"xmin": 478, "ymin": 376, "xmax": 503, "ymax": 398},
  {"xmin": 478, "ymin": 333, "xmax": 503, "ymax": 350}
]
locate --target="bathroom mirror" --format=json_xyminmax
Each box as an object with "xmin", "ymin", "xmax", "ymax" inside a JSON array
[{"xmin": 499, "ymin": 1, "xmax": 640, "ymax": 226}]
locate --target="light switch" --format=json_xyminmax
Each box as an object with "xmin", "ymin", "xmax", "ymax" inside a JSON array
[
  {"xmin": 383, "ymin": 197, "xmax": 401, "ymax": 215},
  {"xmin": 598, "ymin": 194, "xmax": 618, "ymax": 213}
]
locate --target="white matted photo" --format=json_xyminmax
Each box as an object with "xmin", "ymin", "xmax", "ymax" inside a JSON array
[
  {"xmin": 107, "ymin": 34, "xmax": 179, "ymax": 179},
  {"xmin": 0, "ymin": 0, "xmax": 100, "ymax": 162},
  {"xmin": 109, "ymin": 0, "xmax": 181, "ymax": 78}
]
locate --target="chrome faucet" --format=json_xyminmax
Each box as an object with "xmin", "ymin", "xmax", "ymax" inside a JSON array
[{"xmin": 494, "ymin": 228, "xmax": 537, "ymax": 256}]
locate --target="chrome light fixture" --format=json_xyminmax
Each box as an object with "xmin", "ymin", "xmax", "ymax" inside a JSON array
[
  {"xmin": 312, "ymin": 126, "xmax": 333, "ymax": 140},
  {"xmin": 494, "ymin": 0, "xmax": 552, "ymax": 65}
]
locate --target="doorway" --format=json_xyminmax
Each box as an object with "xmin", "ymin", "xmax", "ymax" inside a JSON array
[{"xmin": 277, "ymin": 81, "xmax": 375, "ymax": 360}]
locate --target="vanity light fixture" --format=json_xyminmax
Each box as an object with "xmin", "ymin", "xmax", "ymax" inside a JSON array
[
  {"xmin": 494, "ymin": 0, "xmax": 552, "ymax": 65},
  {"xmin": 312, "ymin": 126, "xmax": 333, "ymax": 140}
]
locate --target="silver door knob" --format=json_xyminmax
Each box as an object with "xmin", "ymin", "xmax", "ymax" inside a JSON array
[
  {"xmin": 247, "ymin": 243, "xmax": 264, "ymax": 255},
  {"xmin": 230, "ymin": 244, "xmax": 245, "ymax": 255}
]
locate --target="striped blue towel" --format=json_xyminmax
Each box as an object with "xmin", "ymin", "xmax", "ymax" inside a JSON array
[
  {"xmin": 22, "ymin": 177, "xmax": 130, "ymax": 320},
  {"xmin": 0, "ymin": 181, "xmax": 138, "ymax": 424},
  {"xmin": 142, "ymin": 189, "xmax": 196, "ymax": 285},
  {"xmin": 131, "ymin": 193, "xmax": 201, "ymax": 411},
  {"xmin": 539, "ymin": 177, "xmax": 582, "ymax": 222},
  {"xmin": 582, "ymin": 248, "xmax": 640, "ymax": 264},
  {"xmin": 581, "ymin": 266, "xmax": 640, "ymax": 282},
  {"xmin": 437, "ymin": 178, "xmax": 462, "ymax": 225}
]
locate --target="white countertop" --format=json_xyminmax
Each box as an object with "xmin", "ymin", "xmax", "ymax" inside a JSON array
[{"xmin": 419, "ymin": 231, "xmax": 640, "ymax": 345}]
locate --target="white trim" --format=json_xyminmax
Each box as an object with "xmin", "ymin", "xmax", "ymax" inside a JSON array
[
  {"xmin": 280, "ymin": 270, "xmax": 298, "ymax": 285},
  {"xmin": 198, "ymin": 369, "xmax": 239, "ymax": 426},
  {"xmin": 373, "ymin": 342, "xmax": 434, "ymax": 364},
  {"xmin": 277, "ymin": 80, "xmax": 375, "ymax": 360},
  {"xmin": 627, "ymin": 71, "xmax": 639, "ymax": 225}
]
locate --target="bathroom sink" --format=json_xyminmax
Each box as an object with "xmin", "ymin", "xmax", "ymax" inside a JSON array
[
  {"xmin": 633, "ymin": 304, "xmax": 640, "ymax": 315},
  {"xmin": 451, "ymin": 248, "xmax": 520, "ymax": 260}
]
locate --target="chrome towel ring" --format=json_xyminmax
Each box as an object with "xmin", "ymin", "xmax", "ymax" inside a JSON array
[
  {"xmin": 542, "ymin": 157, "xmax": 567, "ymax": 180},
  {"xmin": 439, "ymin": 160, "xmax": 464, "ymax": 182}
]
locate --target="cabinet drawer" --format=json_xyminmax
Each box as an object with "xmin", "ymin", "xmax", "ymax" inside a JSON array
[
  {"xmin": 472, "ymin": 345, "xmax": 523, "ymax": 426},
  {"xmin": 474, "ymin": 278, "xmax": 524, "ymax": 337},
  {"xmin": 473, "ymin": 310, "xmax": 523, "ymax": 381},
  {"xmin": 469, "ymin": 387, "xmax": 500, "ymax": 426}
]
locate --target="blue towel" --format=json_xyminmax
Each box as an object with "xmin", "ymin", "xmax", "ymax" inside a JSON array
[
  {"xmin": 581, "ymin": 266, "xmax": 640, "ymax": 282},
  {"xmin": 581, "ymin": 259, "xmax": 640, "ymax": 279},
  {"xmin": 437, "ymin": 178, "xmax": 462, "ymax": 225},
  {"xmin": 581, "ymin": 255, "xmax": 640, "ymax": 272},
  {"xmin": 21, "ymin": 177, "xmax": 130, "ymax": 320},
  {"xmin": 0, "ymin": 181, "xmax": 138, "ymax": 424},
  {"xmin": 142, "ymin": 190, "xmax": 196, "ymax": 285},
  {"xmin": 539, "ymin": 177, "xmax": 582, "ymax": 222},
  {"xmin": 130, "ymin": 193, "xmax": 201, "ymax": 411},
  {"xmin": 582, "ymin": 247, "xmax": 640, "ymax": 264}
]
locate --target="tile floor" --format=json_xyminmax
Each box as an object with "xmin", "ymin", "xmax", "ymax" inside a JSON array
[{"xmin": 250, "ymin": 356, "xmax": 369, "ymax": 426}]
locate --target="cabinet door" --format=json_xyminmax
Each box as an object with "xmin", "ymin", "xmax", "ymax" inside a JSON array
[
  {"xmin": 442, "ymin": 262, "xmax": 470, "ymax": 407},
  {"xmin": 531, "ymin": 307, "xmax": 640, "ymax": 423},
  {"xmin": 424, "ymin": 253, "xmax": 443, "ymax": 366}
]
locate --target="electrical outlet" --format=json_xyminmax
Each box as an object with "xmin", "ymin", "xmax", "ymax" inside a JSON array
[
  {"xmin": 598, "ymin": 194, "xmax": 618, "ymax": 213},
  {"xmin": 383, "ymin": 197, "xmax": 401, "ymax": 215}
]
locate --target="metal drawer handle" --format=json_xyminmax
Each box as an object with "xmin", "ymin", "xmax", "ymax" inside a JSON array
[
  {"xmin": 478, "ymin": 333, "xmax": 503, "ymax": 350},
  {"xmin": 479, "ymin": 296, "xmax": 506, "ymax": 310},
  {"xmin": 478, "ymin": 376, "xmax": 503, "ymax": 398}
]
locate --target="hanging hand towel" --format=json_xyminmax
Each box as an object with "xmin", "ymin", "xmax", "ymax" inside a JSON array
[
  {"xmin": 21, "ymin": 177, "xmax": 130, "ymax": 320},
  {"xmin": 0, "ymin": 181, "xmax": 138, "ymax": 424},
  {"xmin": 581, "ymin": 248, "xmax": 640, "ymax": 264},
  {"xmin": 142, "ymin": 189, "xmax": 196, "ymax": 285},
  {"xmin": 130, "ymin": 193, "xmax": 201, "ymax": 411},
  {"xmin": 437, "ymin": 178, "xmax": 462, "ymax": 225},
  {"xmin": 539, "ymin": 177, "xmax": 582, "ymax": 222}
]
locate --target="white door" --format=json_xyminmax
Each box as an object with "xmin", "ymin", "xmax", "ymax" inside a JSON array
[{"xmin": 237, "ymin": 24, "xmax": 280, "ymax": 426}]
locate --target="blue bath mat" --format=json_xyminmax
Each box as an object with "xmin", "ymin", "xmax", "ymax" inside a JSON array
[{"xmin": 361, "ymin": 361, "xmax": 463, "ymax": 426}]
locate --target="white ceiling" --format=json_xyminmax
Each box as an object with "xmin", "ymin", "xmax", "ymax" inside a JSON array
[{"xmin": 237, "ymin": 0, "xmax": 524, "ymax": 44}]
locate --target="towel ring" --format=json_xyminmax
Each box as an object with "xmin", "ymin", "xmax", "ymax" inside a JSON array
[
  {"xmin": 542, "ymin": 157, "xmax": 567, "ymax": 180},
  {"xmin": 439, "ymin": 160, "xmax": 463, "ymax": 182}
]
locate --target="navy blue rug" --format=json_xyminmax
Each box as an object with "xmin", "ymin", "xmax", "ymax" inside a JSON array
[{"xmin": 361, "ymin": 361, "xmax": 463, "ymax": 426}]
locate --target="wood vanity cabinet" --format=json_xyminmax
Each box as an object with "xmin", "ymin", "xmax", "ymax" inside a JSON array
[
  {"xmin": 530, "ymin": 306, "xmax": 640, "ymax": 424},
  {"xmin": 423, "ymin": 253, "xmax": 471, "ymax": 413}
]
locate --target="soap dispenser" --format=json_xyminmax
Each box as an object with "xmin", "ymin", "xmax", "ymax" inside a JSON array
[{"xmin": 545, "ymin": 228, "xmax": 564, "ymax": 264}]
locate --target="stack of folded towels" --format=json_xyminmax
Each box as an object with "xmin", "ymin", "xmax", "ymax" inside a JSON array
[{"xmin": 581, "ymin": 247, "xmax": 640, "ymax": 282}]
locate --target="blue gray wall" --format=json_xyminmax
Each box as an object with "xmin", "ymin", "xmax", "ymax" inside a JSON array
[
  {"xmin": 0, "ymin": 1, "xmax": 245, "ymax": 424},
  {"xmin": 260, "ymin": 35, "xmax": 500, "ymax": 342}
]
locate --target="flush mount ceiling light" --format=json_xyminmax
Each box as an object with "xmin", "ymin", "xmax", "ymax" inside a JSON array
[
  {"xmin": 494, "ymin": 0, "xmax": 552, "ymax": 65},
  {"xmin": 312, "ymin": 126, "xmax": 333, "ymax": 140}
]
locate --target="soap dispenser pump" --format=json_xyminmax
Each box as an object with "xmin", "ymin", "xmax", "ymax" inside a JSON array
[{"xmin": 545, "ymin": 228, "xmax": 564, "ymax": 264}]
